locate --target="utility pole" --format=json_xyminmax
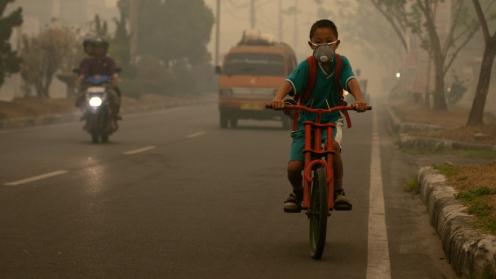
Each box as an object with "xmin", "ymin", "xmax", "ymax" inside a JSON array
[
  {"xmin": 250, "ymin": 0, "xmax": 256, "ymax": 29},
  {"xmin": 293, "ymin": 0, "xmax": 298, "ymax": 50},
  {"xmin": 278, "ymin": 0, "xmax": 283, "ymax": 41},
  {"xmin": 215, "ymin": 0, "xmax": 221, "ymax": 67},
  {"xmin": 129, "ymin": 0, "xmax": 139, "ymax": 62}
]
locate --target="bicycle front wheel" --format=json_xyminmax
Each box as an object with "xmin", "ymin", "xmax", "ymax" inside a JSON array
[{"xmin": 309, "ymin": 167, "xmax": 329, "ymax": 260}]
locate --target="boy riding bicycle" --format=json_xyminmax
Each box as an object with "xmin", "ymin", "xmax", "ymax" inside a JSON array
[{"xmin": 272, "ymin": 19, "xmax": 368, "ymax": 212}]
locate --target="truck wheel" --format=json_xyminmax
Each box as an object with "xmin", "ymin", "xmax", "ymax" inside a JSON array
[
  {"xmin": 229, "ymin": 118, "xmax": 238, "ymax": 128},
  {"xmin": 220, "ymin": 112, "xmax": 228, "ymax": 129}
]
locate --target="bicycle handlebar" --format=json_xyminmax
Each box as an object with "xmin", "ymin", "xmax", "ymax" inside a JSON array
[{"xmin": 265, "ymin": 104, "xmax": 372, "ymax": 114}]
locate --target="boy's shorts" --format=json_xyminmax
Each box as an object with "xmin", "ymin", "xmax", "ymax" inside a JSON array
[{"xmin": 289, "ymin": 118, "xmax": 344, "ymax": 162}]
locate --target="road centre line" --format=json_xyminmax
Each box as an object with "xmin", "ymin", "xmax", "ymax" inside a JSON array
[
  {"xmin": 186, "ymin": 131, "xmax": 206, "ymax": 139},
  {"xmin": 4, "ymin": 170, "xmax": 68, "ymax": 186},
  {"xmin": 366, "ymin": 110, "xmax": 392, "ymax": 279},
  {"xmin": 123, "ymin": 145, "xmax": 157, "ymax": 155}
]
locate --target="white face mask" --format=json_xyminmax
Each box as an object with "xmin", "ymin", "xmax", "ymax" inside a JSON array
[
  {"xmin": 313, "ymin": 45, "xmax": 335, "ymax": 63},
  {"xmin": 309, "ymin": 40, "xmax": 338, "ymax": 63}
]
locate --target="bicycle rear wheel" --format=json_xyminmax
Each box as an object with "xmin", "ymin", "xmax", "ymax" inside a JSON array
[{"xmin": 309, "ymin": 167, "xmax": 329, "ymax": 260}]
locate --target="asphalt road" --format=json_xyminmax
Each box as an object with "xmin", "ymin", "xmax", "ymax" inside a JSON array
[{"xmin": 0, "ymin": 102, "xmax": 458, "ymax": 278}]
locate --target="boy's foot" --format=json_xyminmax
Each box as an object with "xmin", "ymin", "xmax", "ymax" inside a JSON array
[
  {"xmin": 284, "ymin": 190, "xmax": 303, "ymax": 213},
  {"xmin": 334, "ymin": 190, "xmax": 352, "ymax": 211}
]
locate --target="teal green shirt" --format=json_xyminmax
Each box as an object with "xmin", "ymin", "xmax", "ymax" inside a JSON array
[{"xmin": 287, "ymin": 55, "xmax": 355, "ymax": 131}]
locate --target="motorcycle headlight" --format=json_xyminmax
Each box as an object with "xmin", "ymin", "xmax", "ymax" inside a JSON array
[{"xmin": 89, "ymin": 97, "xmax": 103, "ymax": 107}]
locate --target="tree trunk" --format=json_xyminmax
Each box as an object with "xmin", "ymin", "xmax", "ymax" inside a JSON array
[
  {"xmin": 467, "ymin": 42, "xmax": 496, "ymax": 126},
  {"xmin": 425, "ymin": 50, "xmax": 432, "ymax": 108},
  {"xmin": 41, "ymin": 71, "xmax": 54, "ymax": 98},
  {"xmin": 34, "ymin": 81, "xmax": 45, "ymax": 98},
  {"xmin": 432, "ymin": 52, "xmax": 448, "ymax": 111}
]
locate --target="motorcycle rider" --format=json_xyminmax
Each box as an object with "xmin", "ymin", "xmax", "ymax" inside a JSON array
[{"xmin": 76, "ymin": 38, "xmax": 122, "ymax": 120}]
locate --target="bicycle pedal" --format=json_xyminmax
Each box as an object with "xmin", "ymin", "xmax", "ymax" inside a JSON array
[
  {"xmin": 284, "ymin": 208, "xmax": 302, "ymax": 213},
  {"xmin": 333, "ymin": 204, "xmax": 353, "ymax": 211}
]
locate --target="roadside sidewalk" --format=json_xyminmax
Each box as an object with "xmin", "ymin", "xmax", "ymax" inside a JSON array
[
  {"xmin": 0, "ymin": 93, "xmax": 216, "ymax": 130},
  {"xmin": 386, "ymin": 105, "xmax": 496, "ymax": 151},
  {"xmin": 418, "ymin": 167, "xmax": 496, "ymax": 279},
  {"xmin": 384, "ymin": 102, "xmax": 496, "ymax": 278}
]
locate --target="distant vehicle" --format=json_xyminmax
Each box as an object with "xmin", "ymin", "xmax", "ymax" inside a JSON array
[
  {"xmin": 82, "ymin": 75, "xmax": 118, "ymax": 143},
  {"xmin": 216, "ymin": 30, "xmax": 297, "ymax": 129}
]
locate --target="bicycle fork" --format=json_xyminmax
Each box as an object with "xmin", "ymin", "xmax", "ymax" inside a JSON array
[{"xmin": 302, "ymin": 120, "xmax": 336, "ymax": 211}]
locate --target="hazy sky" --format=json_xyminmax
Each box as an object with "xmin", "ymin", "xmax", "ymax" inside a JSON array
[
  {"xmin": 105, "ymin": 0, "xmax": 118, "ymax": 7},
  {"xmin": 203, "ymin": 0, "xmax": 327, "ymax": 60}
]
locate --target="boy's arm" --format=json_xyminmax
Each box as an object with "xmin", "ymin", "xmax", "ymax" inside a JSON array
[
  {"xmin": 272, "ymin": 81, "xmax": 293, "ymax": 109},
  {"xmin": 347, "ymin": 79, "xmax": 368, "ymax": 112}
]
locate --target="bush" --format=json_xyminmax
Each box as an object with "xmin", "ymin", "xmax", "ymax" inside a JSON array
[{"xmin": 123, "ymin": 55, "xmax": 216, "ymax": 97}]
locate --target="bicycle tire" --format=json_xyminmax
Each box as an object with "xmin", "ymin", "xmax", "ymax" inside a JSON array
[{"xmin": 309, "ymin": 167, "xmax": 329, "ymax": 260}]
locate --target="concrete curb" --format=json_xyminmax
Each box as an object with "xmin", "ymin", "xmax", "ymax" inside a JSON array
[
  {"xmin": 386, "ymin": 106, "xmax": 496, "ymax": 151},
  {"xmin": 418, "ymin": 167, "xmax": 496, "ymax": 278},
  {"xmin": 399, "ymin": 133, "xmax": 496, "ymax": 151},
  {"xmin": 0, "ymin": 95, "xmax": 216, "ymax": 130},
  {"xmin": 386, "ymin": 106, "xmax": 443, "ymax": 133}
]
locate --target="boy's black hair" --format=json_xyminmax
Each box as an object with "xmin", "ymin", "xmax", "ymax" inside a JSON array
[{"xmin": 309, "ymin": 19, "xmax": 338, "ymax": 39}]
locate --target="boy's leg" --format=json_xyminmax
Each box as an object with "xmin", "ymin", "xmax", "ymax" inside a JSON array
[
  {"xmin": 284, "ymin": 160, "xmax": 304, "ymax": 212},
  {"xmin": 333, "ymin": 122, "xmax": 352, "ymax": 210},
  {"xmin": 288, "ymin": 160, "xmax": 304, "ymax": 191}
]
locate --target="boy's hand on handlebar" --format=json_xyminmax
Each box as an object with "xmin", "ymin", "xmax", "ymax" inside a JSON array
[
  {"xmin": 272, "ymin": 98, "xmax": 285, "ymax": 109},
  {"xmin": 353, "ymin": 102, "xmax": 369, "ymax": 112}
]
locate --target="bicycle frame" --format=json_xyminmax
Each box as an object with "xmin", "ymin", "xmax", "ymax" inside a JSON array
[
  {"xmin": 267, "ymin": 104, "xmax": 368, "ymax": 211},
  {"xmin": 302, "ymin": 117, "xmax": 336, "ymax": 210}
]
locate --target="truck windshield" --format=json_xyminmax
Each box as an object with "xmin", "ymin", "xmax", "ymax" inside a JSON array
[{"xmin": 224, "ymin": 53, "xmax": 285, "ymax": 76}]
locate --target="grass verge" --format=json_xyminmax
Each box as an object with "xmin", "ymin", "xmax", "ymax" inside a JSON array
[
  {"xmin": 400, "ymin": 146, "xmax": 496, "ymax": 160},
  {"xmin": 404, "ymin": 177, "xmax": 420, "ymax": 194},
  {"xmin": 433, "ymin": 162, "xmax": 496, "ymax": 234}
]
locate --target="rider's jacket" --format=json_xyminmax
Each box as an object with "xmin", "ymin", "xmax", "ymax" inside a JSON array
[{"xmin": 79, "ymin": 56, "xmax": 117, "ymax": 78}]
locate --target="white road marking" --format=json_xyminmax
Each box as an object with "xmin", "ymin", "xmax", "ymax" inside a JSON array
[
  {"xmin": 366, "ymin": 110, "xmax": 392, "ymax": 279},
  {"xmin": 186, "ymin": 131, "xmax": 206, "ymax": 139},
  {"xmin": 4, "ymin": 170, "xmax": 68, "ymax": 186},
  {"xmin": 123, "ymin": 145, "xmax": 156, "ymax": 155}
]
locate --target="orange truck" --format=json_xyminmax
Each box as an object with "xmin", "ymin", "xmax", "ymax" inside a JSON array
[{"xmin": 216, "ymin": 31, "xmax": 297, "ymax": 128}]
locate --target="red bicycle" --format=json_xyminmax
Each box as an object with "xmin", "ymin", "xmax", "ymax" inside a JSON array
[{"xmin": 267, "ymin": 103, "xmax": 371, "ymax": 259}]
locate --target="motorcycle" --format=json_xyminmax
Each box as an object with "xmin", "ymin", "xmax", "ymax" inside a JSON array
[{"xmin": 81, "ymin": 75, "xmax": 118, "ymax": 144}]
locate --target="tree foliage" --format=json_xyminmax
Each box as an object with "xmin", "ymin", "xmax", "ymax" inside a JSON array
[
  {"xmin": 0, "ymin": 0, "xmax": 23, "ymax": 87},
  {"xmin": 110, "ymin": 0, "xmax": 132, "ymax": 74},
  {"xmin": 19, "ymin": 26, "xmax": 82, "ymax": 98},
  {"xmin": 91, "ymin": 14, "xmax": 109, "ymax": 39},
  {"xmin": 122, "ymin": 0, "xmax": 215, "ymax": 96},
  {"xmin": 369, "ymin": 0, "xmax": 480, "ymax": 111},
  {"xmin": 315, "ymin": 0, "xmax": 405, "ymax": 67},
  {"xmin": 136, "ymin": 0, "xmax": 214, "ymax": 66},
  {"xmin": 369, "ymin": 0, "xmax": 409, "ymax": 50}
]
